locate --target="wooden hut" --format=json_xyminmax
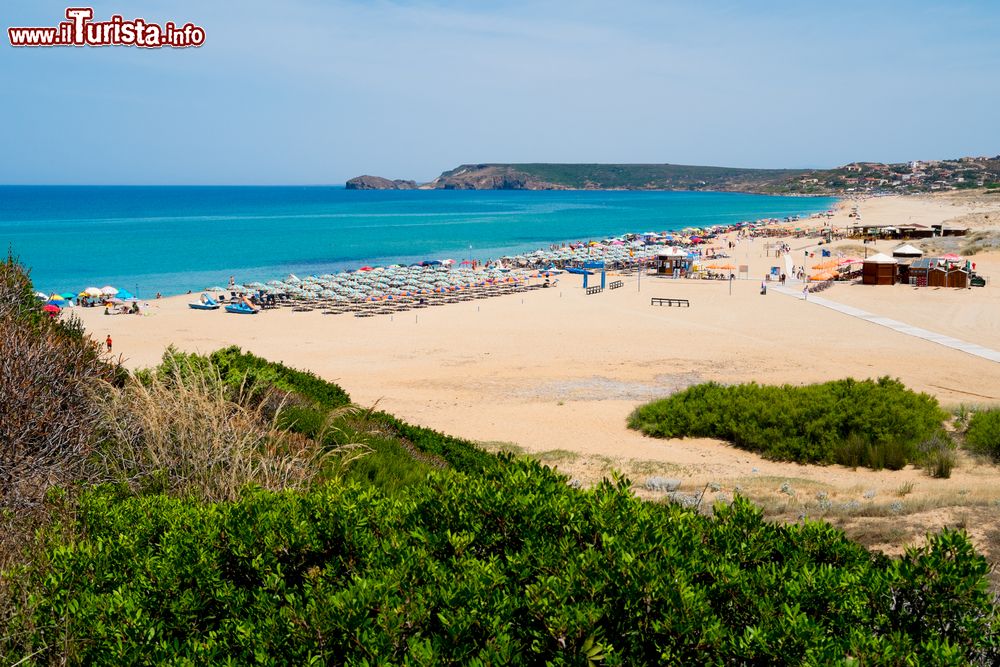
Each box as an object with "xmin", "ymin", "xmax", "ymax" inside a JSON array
[
  {"xmin": 930, "ymin": 260, "xmax": 969, "ymax": 288},
  {"xmin": 655, "ymin": 247, "xmax": 692, "ymax": 276},
  {"xmin": 907, "ymin": 258, "xmax": 969, "ymax": 287},
  {"xmin": 862, "ymin": 253, "xmax": 897, "ymax": 285}
]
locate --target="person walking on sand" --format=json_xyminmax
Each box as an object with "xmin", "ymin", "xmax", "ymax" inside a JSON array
[
  {"xmin": 105, "ymin": 335, "xmax": 112, "ymax": 353},
  {"xmin": 802, "ymin": 285, "xmax": 808, "ymax": 301}
]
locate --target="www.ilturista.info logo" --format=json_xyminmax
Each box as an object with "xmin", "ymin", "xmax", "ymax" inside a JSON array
[{"xmin": 8, "ymin": 8, "xmax": 205, "ymax": 48}]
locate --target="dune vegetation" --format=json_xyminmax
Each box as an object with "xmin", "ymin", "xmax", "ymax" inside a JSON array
[
  {"xmin": 628, "ymin": 379, "xmax": 954, "ymax": 474},
  {"xmin": 1, "ymin": 255, "xmax": 998, "ymax": 665}
]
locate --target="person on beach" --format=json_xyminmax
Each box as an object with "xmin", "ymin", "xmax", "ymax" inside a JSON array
[
  {"xmin": 802, "ymin": 286, "xmax": 808, "ymax": 300},
  {"xmin": 105, "ymin": 335, "xmax": 112, "ymax": 352}
]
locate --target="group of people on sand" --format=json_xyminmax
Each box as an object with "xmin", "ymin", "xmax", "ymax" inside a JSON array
[{"xmin": 104, "ymin": 301, "xmax": 141, "ymax": 316}]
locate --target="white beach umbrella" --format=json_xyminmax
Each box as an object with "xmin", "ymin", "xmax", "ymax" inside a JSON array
[
  {"xmin": 84, "ymin": 287, "xmax": 102, "ymax": 297},
  {"xmin": 100, "ymin": 285, "xmax": 118, "ymax": 296}
]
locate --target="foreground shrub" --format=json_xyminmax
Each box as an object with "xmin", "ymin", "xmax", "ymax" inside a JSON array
[
  {"xmin": 93, "ymin": 358, "xmax": 346, "ymax": 501},
  {"xmin": 3, "ymin": 460, "xmax": 996, "ymax": 665},
  {"xmin": 628, "ymin": 378, "xmax": 947, "ymax": 470},
  {"xmin": 964, "ymin": 409, "xmax": 1000, "ymax": 462},
  {"xmin": 0, "ymin": 256, "xmax": 115, "ymax": 508}
]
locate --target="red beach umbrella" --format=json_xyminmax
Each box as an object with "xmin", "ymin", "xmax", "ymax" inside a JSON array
[{"xmin": 42, "ymin": 304, "xmax": 60, "ymax": 315}]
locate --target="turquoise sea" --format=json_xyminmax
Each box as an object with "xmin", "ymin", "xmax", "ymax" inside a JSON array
[{"xmin": 0, "ymin": 187, "xmax": 837, "ymax": 296}]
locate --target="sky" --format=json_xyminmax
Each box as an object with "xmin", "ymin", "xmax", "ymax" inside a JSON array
[{"xmin": 1, "ymin": 0, "xmax": 999, "ymax": 184}]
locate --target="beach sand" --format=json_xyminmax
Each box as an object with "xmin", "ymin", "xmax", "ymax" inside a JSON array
[{"xmin": 76, "ymin": 191, "xmax": 1000, "ymax": 564}]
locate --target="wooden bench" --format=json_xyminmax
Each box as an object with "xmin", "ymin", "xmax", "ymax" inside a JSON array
[
  {"xmin": 650, "ymin": 297, "xmax": 689, "ymax": 307},
  {"xmin": 586, "ymin": 286, "xmax": 603, "ymax": 295},
  {"xmin": 608, "ymin": 280, "xmax": 623, "ymax": 290}
]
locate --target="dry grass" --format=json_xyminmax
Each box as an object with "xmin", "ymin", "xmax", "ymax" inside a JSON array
[
  {"xmin": 533, "ymin": 449, "xmax": 581, "ymax": 464},
  {"xmin": 478, "ymin": 441, "xmax": 526, "ymax": 456},
  {"xmin": 91, "ymin": 363, "xmax": 356, "ymax": 502}
]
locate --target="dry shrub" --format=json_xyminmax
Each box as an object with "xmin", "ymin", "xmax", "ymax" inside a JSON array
[
  {"xmin": 92, "ymin": 363, "xmax": 353, "ymax": 501},
  {"xmin": 0, "ymin": 258, "xmax": 114, "ymax": 509}
]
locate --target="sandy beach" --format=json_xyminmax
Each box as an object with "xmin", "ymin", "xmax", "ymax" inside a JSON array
[{"xmin": 76, "ymin": 191, "xmax": 1000, "ymax": 559}]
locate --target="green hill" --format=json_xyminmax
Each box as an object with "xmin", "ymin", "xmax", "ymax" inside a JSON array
[{"xmin": 430, "ymin": 162, "xmax": 811, "ymax": 191}]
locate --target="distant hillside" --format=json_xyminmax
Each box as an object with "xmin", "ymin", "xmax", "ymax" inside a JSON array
[
  {"xmin": 763, "ymin": 156, "xmax": 1000, "ymax": 195},
  {"xmin": 347, "ymin": 156, "xmax": 1000, "ymax": 194},
  {"xmin": 426, "ymin": 163, "xmax": 810, "ymax": 192}
]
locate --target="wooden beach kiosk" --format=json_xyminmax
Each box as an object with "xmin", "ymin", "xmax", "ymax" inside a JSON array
[
  {"xmin": 861, "ymin": 253, "xmax": 897, "ymax": 285},
  {"xmin": 654, "ymin": 247, "xmax": 692, "ymax": 277}
]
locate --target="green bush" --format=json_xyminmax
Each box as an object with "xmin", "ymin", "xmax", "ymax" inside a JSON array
[
  {"xmin": 3, "ymin": 461, "xmax": 995, "ymax": 665},
  {"xmin": 209, "ymin": 346, "xmax": 352, "ymax": 409},
  {"xmin": 964, "ymin": 409, "xmax": 1000, "ymax": 461},
  {"xmin": 628, "ymin": 378, "xmax": 947, "ymax": 470}
]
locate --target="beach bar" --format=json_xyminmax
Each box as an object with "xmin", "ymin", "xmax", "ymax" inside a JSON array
[
  {"xmin": 861, "ymin": 253, "xmax": 897, "ymax": 285},
  {"xmin": 654, "ymin": 247, "xmax": 692, "ymax": 277}
]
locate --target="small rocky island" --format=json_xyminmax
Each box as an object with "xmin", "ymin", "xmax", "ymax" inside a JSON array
[{"xmin": 345, "ymin": 175, "xmax": 418, "ymax": 190}]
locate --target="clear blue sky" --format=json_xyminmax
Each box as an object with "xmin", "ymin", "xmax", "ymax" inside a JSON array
[{"xmin": 2, "ymin": 0, "xmax": 998, "ymax": 184}]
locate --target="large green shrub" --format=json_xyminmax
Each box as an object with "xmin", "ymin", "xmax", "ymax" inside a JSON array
[
  {"xmin": 964, "ymin": 409, "xmax": 1000, "ymax": 461},
  {"xmin": 3, "ymin": 461, "xmax": 995, "ymax": 665},
  {"xmin": 627, "ymin": 378, "xmax": 948, "ymax": 470}
]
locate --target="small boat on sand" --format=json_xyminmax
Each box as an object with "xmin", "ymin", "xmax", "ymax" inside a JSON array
[
  {"xmin": 188, "ymin": 294, "xmax": 220, "ymax": 310},
  {"xmin": 225, "ymin": 297, "xmax": 259, "ymax": 315}
]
